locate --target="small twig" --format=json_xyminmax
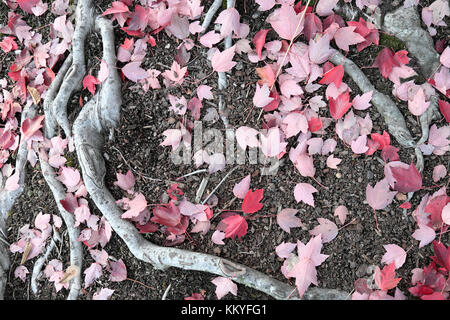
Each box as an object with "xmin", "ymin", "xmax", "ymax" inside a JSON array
[
  {"xmin": 162, "ymin": 283, "xmax": 172, "ymax": 300},
  {"xmin": 201, "ymin": 167, "xmax": 239, "ymax": 205},
  {"xmin": 195, "ymin": 177, "xmax": 209, "ymax": 203},
  {"xmin": 126, "ymin": 278, "xmax": 155, "ymax": 290}
]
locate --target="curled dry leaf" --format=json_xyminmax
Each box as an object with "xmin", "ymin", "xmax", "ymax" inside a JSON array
[{"xmin": 60, "ymin": 265, "xmax": 80, "ymax": 284}]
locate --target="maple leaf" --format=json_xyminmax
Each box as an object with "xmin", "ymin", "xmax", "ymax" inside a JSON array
[
  {"xmin": 303, "ymin": 13, "xmax": 323, "ymax": 41},
  {"xmin": 151, "ymin": 201, "xmax": 181, "ymax": 227},
  {"xmin": 84, "ymin": 262, "xmax": 103, "ymax": 289},
  {"xmin": 381, "ymin": 244, "xmax": 407, "ymax": 269},
  {"xmin": 121, "ymin": 193, "xmax": 147, "ymax": 219},
  {"xmin": 253, "ymin": 83, "xmax": 274, "ymax": 108},
  {"xmin": 294, "ymin": 183, "xmax": 318, "ymax": 207},
  {"xmin": 109, "ymin": 259, "xmax": 127, "ymax": 282},
  {"xmin": 211, "ymin": 45, "xmax": 237, "ymax": 73},
  {"xmin": 233, "ymin": 175, "xmax": 251, "ymax": 199},
  {"xmin": 309, "ymin": 218, "xmax": 338, "ymax": 243},
  {"xmin": 266, "ymin": 4, "xmax": 303, "ymax": 40},
  {"xmin": 438, "ymin": 99, "xmax": 450, "ymax": 123},
  {"xmin": 211, "ymin": 277, "xmax": 237, "ymax": 299},
  {"xmin": 17, "ymin": 0, "xmax": 39, "ymax": 14},
  {"xmin": 277, "ymin": 208, "xmax": 304, "ymax": 234},
  {"xmin": 242, "ymin": 189, "xmax": 264, "ymax": 214},
  {"xmin": 256, "ymin": 64, "xmax": 276, "ymax": 87},
  {"xmin": 351, "ymin": 135, "xmax": 369, "ymax": 154},
  {"xmin": 373, "ymin": 48, "xmax": 397, "ymax": 79},
  {"xmin": 412, "ymin": 224, "xmax": 436, "ymax": 248},
  {"xmin": 21, "ymin": 114, "xmax": 44, "ymax": 142},
  {"xmin": 222, "ymin": 214, "xmax": 248, "ymax": 240},
  {"xmin": 328, "ymin": 91, "xmax": 353, "ymax": 119},
  {"xmin": 122, "ymin": 61, "xmax": 149, "ymax": 83},
  {"xmin": 316, "ymin": 0, "xmax": 339, "ymax": 17},
  {"xmin": 408, "ymin": 87, "xmax": 430, "ymax": 116},
  {"xmin": 287, "ymin": 236, "xmax": 329, "ymax": 298},
  {"xmin": 334, "ymin": 26, "xmax": 365, "ymax": 51},
  {"xmin": 0, "ymin": 36, "xmax": 18, "ymax": 53},
  {"xmin": 374, "ymin": 263, "xmax": 401, "ymax": 291},
  {"xmin": 334, "ymin": 205, "xmax": 349, "ymax": 225},
  {"xmin": 308, "ymin": 33, "xmax": 334, "ymax": 65},
  {"xmin": 253, "ymin": 29, "xmax": 270, "ymax": 59},
  {"xmin": 319, "ymin": 64, "xmax": 344, "ymax": 88},
  {"xmin": 215, "ymin": 7, "xmax": 241, "ymax": 38},
  {"xmin": 82, "ymin": 75, "xmax": 100, "ymax": 95},
  {"xmin": 431, "ymin": 241, "xmax": 450, "ymax": 271},
  {"xmin": 282, "ymin": 112, "xmax": 308, "ymax": 138},
  {"xmin": 114, "ymin": 170, "xmax": 135, "ymax": 192},
  {"xmin": 366, "ymin": 178, "xmax": 397, "ymax": 211},
  {"xmin": 236, "ymin": 126, "xmax": 260, "ymax": 151},
  {"xmin": 93, "ymin": 288, "xmax": 115, "ymax": 300},
  {"xmin": 390, "ymin": 162, "xmax": 422, "ymax": 193}
]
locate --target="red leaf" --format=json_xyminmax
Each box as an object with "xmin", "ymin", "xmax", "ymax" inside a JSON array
[
  {"xmin": 151, "ymin": 201, "xmax": 181, "ymax": 227},
  {"xmin": 381, "ymin": 145, "xmax": 399, "ymax": 162},
  {"xmin": 373, "ymin": 48, "xmax": 397, "ymax": 79},
  {"xmin": 328, "ymin": 91, "xmax": 352, "ymax": 119},
  {"xmin": 82, "ymin": 75, "xmax": 100, "ymax": 95},
  {"xmin": 390, "ymin": 162, "xmax": 422, "ymax": 193},
  {"xmin": 303, "ymin": 13, "xmax": 322, "ymax": 41},
  {"xmin": 374, "ymin": 263, "xmax": 401, "ymax": 291},
  {"xmin": 308, "ymin": 117, "xmax": 322, "ymax": 132},
  {"xmin": 222, "ymin": 214, "xmax": 248, "ymax": 240},
  {"xmin": 256, "ymin": 64, "xmax": 276, "ymax": 87},
  {"xmin": 17, "ymin": 0, "xmax": 39, "ymax": 14},
  {"xmin": 438, "ymin": 99, "xmax": 450, "ymax": 123},
  {"xmin": 399, "ymin": 201, "xmax": 411, "ymax": 209},
  {"xmin": 242, "ymin": 189, "xmax": 264, "ymax": 214},
  {"xmin": 21, "ymin": 115, "xmax": 45, "ymax": 141},
  {"xmin": 253, "ymin": 29, "xmax": 270, "ymax": 59},
  {"xmin": 425, "ymin": 195, "xmax": 450, "ymax": 228},
  {"xmin": 319, "ymin": 64, "xmax": 344, "ymax": 88},
  {"xmin": 431, "ymin": 241, "xmax": 450, "ymax": 271},
  {"xmin": 370, "ymin": 131, "xmax": 390, "ymax": 150}
]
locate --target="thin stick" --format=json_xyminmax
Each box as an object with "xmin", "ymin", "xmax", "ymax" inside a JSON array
[{"xmin": 201, "ymin": 167, "xmax": 239, "ymax": 205}]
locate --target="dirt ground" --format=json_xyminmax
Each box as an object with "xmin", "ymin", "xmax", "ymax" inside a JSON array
[{"xmin": 2, "ymin": 0, "xmax": 449, "ymax": 300}]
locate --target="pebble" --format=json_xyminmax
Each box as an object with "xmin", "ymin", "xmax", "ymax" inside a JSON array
[{"xmin": 336, "ymin": 172, "xmax": 342, "ymax": 179}]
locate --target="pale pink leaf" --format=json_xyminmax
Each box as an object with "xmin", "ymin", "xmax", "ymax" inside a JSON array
[
  {"xmin": 211, "ymin": 276, "xmax": 237, "ymax": 300},
  {"xmin": 277, "ymin": 208, "xmax": 304, "ymax": 233},
  {"xmin": 351, "ymin": 135, "xmax": 369, "ymax": 154},
  {"xmin": 442, "ymin": 203, "xmax": 450, "ymax": 226},
  {"xmin": 294, "ymin": 183, "xmax": 318, "ymax": 207},
  {"xmin": 93, "ymin": 288, "xmax": 115, "ymax": 300},
  {"xmin": 266, "ymin": 4, "xmax": 303, "ymax": 40},
  {"xmin": 412, "ymin": 224, "xmax": 436, "ymax": 248},
  {"xmin": 122, "ymin": 61, "xmax": 148, "ymax": 82},
  {"xmin": 316, "ymin": 0, "xmax": 339, "ymax": 16},
  {"xmin": 441, "ymin": 46, "xmax": 450, "ymax": 68},
  {"xmin": 275, "ymin": 242, "xmax": 297, "ymax": 259},
  {"xmin": 334, "ymin": 26, "xmax": 366, "ymax": 51},
  {"xmin": 282, "ymin": 113, "xmax": 308, "ymax": 138},
  {"xmin": 84, "ymin": 262, "xmax": 103, "ymax": 288},
  {"xmin": 352, "ymin": 90, "xmax": 373, "ymax": 110},
  {"xmin": 408, "ymin": 87, "xmax": 430, "ymax": 116},
  {"xmin": 233, "ymin": 175, "xmax": 251, "ymax": 199},
  {"xmin": 253, "ymin": 83, "xmax": 274, "ymax": 108},
  {"xmin": 366, "ymin": 179, "xmax": 397, "ymax": 211},
  {"xmin": 326, "ymin": 154, "xmax": 342, "ymax": 169},
  {"xmin": 114, "ymin": 170, "xmax": 135, "ymax": 192},
  {"xmin": 432, "ymin": 164, "xmax": 447, "ymax": 182},
  {"xmin": 197, "ymin": 85, "xmax": 213, "ymax": 101},
  {"xmin": 334, "ymin": 205, "xmax": 348, "ymax": 225},
  {"xmin": 381, "ymin": 244, "xmax": 407, "ymax": 269},
  {"xmin": 14, "ymin": 265, "xmax": 29, "ymax": 282},
  {"xmin": 211, "ymin": 230, "xmax": 226, "ymax": 245},
  {"xmin": 236, "ymin": 126, "xmax": 260, "ymax": 150},
  {"xmin": 309, "ymin": 218, "xmax": 338, "ymax": 243},
  {"xmin": 211, "ymin": 45, "xmax": 236, "ymax": 72}
]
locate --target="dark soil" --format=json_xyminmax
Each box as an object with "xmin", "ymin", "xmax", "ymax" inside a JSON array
[{"xmin": 2, "ymin": 0, "xmax": 449, "ymax": 300}]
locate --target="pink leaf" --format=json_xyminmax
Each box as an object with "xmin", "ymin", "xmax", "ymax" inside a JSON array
[
  {"xmin": 334, "ymin": 205, "xmax": 349, "ymax": 225},
  {"xmin": 326, "ymin": 154, "xmax": 342, "ymax": 169},
  {"xmin": 109, "ymin": 259, "xmax": 127, "ymax": 282},
  {"xmin": 351, "ymin": 135, "xmax": 369, "ymax": 154},
  {"xmin": 282, "ymin": 113, "xmax": 308, "ymax": 138},
  {"xmin": 412, "ymin": 224, "xmax": 436, "ymax": 248},
  {"xmin": 84, "ymin": 262, "xmax": 103, "ymax": 288},
  {"xmin": 275, "ymin": 242, "xmax": 297, "ymax": 258},
  {"xmin": 309, "ymin": 218, "xmax": 338, "ymax": 243},
  {"xmin": 253, "ymin": 83, "xmax": 274, "ymax": 108},
  {"xmin": 287, "ymin": 236, "xmax": 329, "ymax": 298},
  {"xmin": 334, "ymin": 26, "xmax": 366, "ymax": 51},
  {"xmin": 199, "ymin": 31, "xmax": 222, "ymax": 48},
  {"xmin": 381, "ymin": 244, "xmax": 407, "ymax": 269},
  {"xmin": 82, "ymin": 75, "xmax": 100, "ymax": 95},
  {"xmin": 233, "ymin": 175, "xmax": 251, "ymax": 199},
  {"xmin": 441, "ymin": 46, "xmax": 450, "ymax": 68},
  {"xmin": 21, "ymin": 115, "xmax": 45, "ymax": 142},
  {"xmin": 443, "ymin": 203, "xmax": 450, "ymax": 226},
  {"xmin": 114, "ymin": 170, "xmax": 135, "ymax": 192},
  {"xmin": 352, "ymin": 90, "xmax": 373, "ymax": 110},
  {"xmin": 222, "ymin": 214, "xmax": 248, "ymax": 240},
  {"xmin": 211, "ymin": 276, "xmax": 237, "ymax": 300},
  {"xmin": 211, "ymin": 46, "xmax": 237, "ymax": 72},
  {"xmin": 235, "ymin": 126, "xmax": 260, "ymax": 151},
  {"xmin": 277, "ymin": 208, "xmax": 304, "ymax": 233},
  {"xmin": 253, "ymin": 29, "xmax": 270, "ymax": 59},
  {"xmin": 14, "ymin": 265, "xmax": 29, "ymax": 282},
  {"xmin": 266, "ymin": 4, "xmax": 303, "ymax": 40},
  {"xmin": 211, "ymin": 230, "xmax": 226, "ymax": 245},
  {"xmin": 316, "ymin": 0, "xmax": 339, "ymax": 16},
  {"xmin": 366, "ymin": 179, "xmax": 397, "ymax": 211},
  {"xmin": 122, "ymin": 61, "xmax": 149, "ymax": 82},
  {"xmin": 408, "ymin": 87, "xmax": 430, "ymax": 116},
  {"xmin": 93, "ymin": 288, "xmax": 115, "ymax": 300},
  {"xmin": 121, "ymin": 193, "xmax": 147, "ymax": 219},
  {"xmin": 215, "ymin": 7, "xmax": 241, "ymax": 38},
  {"xmin": 432, "ymin": 164, "xmax": 447, "ymax": 182},
  {"xmin": 197, "ymin": 85, "xmax": 213, "ymax": 101},
  {"xmin": 294, "ymin": 183, "xmax": 318, "ymax": 207}
]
